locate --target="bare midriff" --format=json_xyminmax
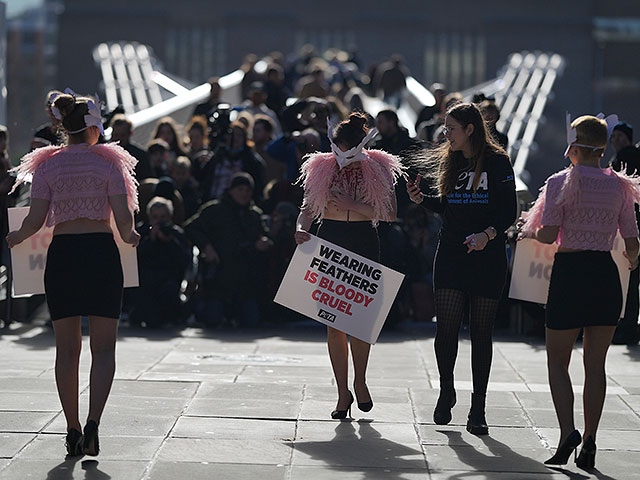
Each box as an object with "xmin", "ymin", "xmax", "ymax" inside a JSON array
[
  {"xmin": 53, "ymin": 218, "xmax": 112, "ymax": 236},
  {"xmin": 323, "ymin": 203, "xmax": 371, "ymax": 222}
]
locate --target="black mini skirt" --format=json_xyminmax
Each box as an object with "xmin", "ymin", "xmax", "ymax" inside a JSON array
[
  {"xmin": 433, "ymin": 242, "xmax": 508, "ymax": 299},
  {"xmin": 44, "ymin": 233, "xmax": 124, "ymax": 321},
  {"xmin": 316, "ymin": 219, "xmax": 380, "ymax": 262},
  {"xmin": 546, "ymin": 251, "xmax": 622, "ymax": 330}
]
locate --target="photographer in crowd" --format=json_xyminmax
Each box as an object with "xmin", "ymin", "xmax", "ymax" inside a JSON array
[
  {"xmin": 130, "ymin": 197, "xmax": 192, "ymax": 328},
  {"xmin": 185, "ymin": 172, "xmax": 272, "ymax": 327}
]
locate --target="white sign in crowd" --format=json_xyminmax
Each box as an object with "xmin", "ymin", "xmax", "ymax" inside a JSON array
[
  {"xmin": 8, "ymin": 207, "xmax": 139, "ymax": 297},
  {"xmin": 275, "ymin": 234, "xmax": 404, "ymax": 344}
]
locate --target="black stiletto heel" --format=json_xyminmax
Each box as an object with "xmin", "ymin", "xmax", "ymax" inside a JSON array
[
  {"xmin": 354, "ymin": 383, "xmax": 373, "ymax": 412},
  {"xmin": 544, "ymin": 430, "xmax": 581, "ymax": 465},
  {"xmin": 331, "ymin": 392, "xmax": 354, "ymax": 419},
  {"xmin": 65, "ymin": 428, "xmax": 83, "ymax": 456},
  {"xmin": 576, "ymin": 436, "xmax": 596, "ymax": 470},
  {"xmin": 82, "ymin": 420, "xmax": 100, "ymax": 456},
  {"xmin": 466, "ymin": 393, "xmax": 489, "ymax": 435}
]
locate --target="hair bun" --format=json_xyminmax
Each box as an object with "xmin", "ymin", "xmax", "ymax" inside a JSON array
[
  {"xmin": 48, "ymin": 91, "xmax": 76, "ymax": 119},
  {"xmin": 347, "ymin": 112, "xmax": 367, "ymax": 129}
]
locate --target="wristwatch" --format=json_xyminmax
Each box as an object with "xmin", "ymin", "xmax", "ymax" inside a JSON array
[{"xmin": 485, "ymin": 226, "xmax": 497, "ymax": 240}]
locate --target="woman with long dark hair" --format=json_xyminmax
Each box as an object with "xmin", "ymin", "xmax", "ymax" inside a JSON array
[
  {"xmin": 520, "ymin": 114, "xmax": 639, "ymax": 469},
  {"xmin": 407, "ymin": 102, "xmax": 517, "ymax": 435},
  {"xmin": 7, "ymin": 89, "xmax": 139, "ymax": 457},
  {"xmin": 295, "ymin": 112, "xmax": 402, "ymax": 418}
]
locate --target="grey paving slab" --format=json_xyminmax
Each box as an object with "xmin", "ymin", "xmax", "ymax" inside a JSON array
[
  {"xmin": 289, "ymin": 465, "xmax": 429, "ymax": 479},
  {"xmin": 0, "ymin": 458, "xmax": 148, "ymax": 480},
  {"xmin": 186, "ymin": 397, "xmax": 301, "ymax": 419},
  {"xmin": 0, "ymin": 377, "xmax": 62, "ymax": 393},
  {"xmin": 537, "ymin": 428, "xmax": 640, "ymax": 452},
  {"xmin": 418, "ymin": 425, "xmax": 544, "ymax": 450},
  {"xmin": 305, "ymin": 385, "xmax": 412, "ymax": 404},
  {"xmin": 148, "ymin": 461, "xmax": 288, "ymax": 480},
  {"xmin": 0, "ymin": 411, "xmax": 58, "ymax": 433},
  {"xmin": 429, "ymin": 472, "xmax": 567, "ymax": 479},
  {"xmin": 295, "ymin": 420, "xmax": 420, "ymax": 445},
  {"xmin": 299, "ymin": 399, "xmax": 415, "ymax": 423},
  {"xmin": 516, "ymin": 391, "xmax": 633, "ymax": 412},
  {"xmin": 45, "ymin": 411, "xmax": 178, "ymax": 436},
  {"xmin": 0, "ymin": 433, "xmax": 35, "ymax": 458},
  {"xmin": 18, "ymin": 433, "xmax": 164, "ymax": 461},
  {"xmin": 411, "ymin": 389, "xmax": 521, "ymax": 408},
  {"xmin": 524, "ymin": 407, "xmax": 640, "ymax": 430},
  {"xmin": 172, "ymin": 416, "xmax": 296, "ymax": 440},
  {"xmin": 424, "ymin": 444, "xmax": 552, "ymax": 474},
  {"xmin": 0, "ymin": 392, "xmax": 61, "ymax": 412},
  {"xmin": 194, "ymin": 382, "xmax": 303, "ymax": 400},
  {"xmin": 414, "ymin": 404, "xmax": 530, "ymax": 428},
  {"xmin": 158, "ymin": 437, "xmax": 292, "ymax": 464},
  {"xmin": 108, "ymin": 379, "xmax": 199, "ymax": 398}
]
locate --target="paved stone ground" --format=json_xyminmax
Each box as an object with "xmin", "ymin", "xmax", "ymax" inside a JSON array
[{"xmin": 0, "ymin": 318, "xmax": 639, "ymax": 480}]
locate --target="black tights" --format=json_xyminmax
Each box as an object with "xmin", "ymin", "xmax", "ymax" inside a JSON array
[{"xmin": 434, "ymin": 288, "xmax": 499, "ymax": 395}]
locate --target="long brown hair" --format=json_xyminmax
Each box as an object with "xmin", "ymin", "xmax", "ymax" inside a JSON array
[{"xmin": 426, "ymin": 102, "xmax": 506, "ymax": 196}]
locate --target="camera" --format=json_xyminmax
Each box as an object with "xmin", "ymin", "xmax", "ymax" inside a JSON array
[{"xmin": 207, "ymin": 103, "xmax": 232, "ymax": 149}]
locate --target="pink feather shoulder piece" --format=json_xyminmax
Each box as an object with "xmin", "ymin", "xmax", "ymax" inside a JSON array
[
  {"xmin": 297, "ymin": 149, "xmax": 404, "ymax": 225},
  {"xmin": 89, "ymin": 143, "xmax": 140, "ymax": 213},
  {"xmin": 9, "ymin": 145, "xmax": 63, "ymax": 193}
]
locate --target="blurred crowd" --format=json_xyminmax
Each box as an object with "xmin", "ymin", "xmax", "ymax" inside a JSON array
[{"xmin": 1, "ymin": 45, "xmax": 638, "ymax": 341}]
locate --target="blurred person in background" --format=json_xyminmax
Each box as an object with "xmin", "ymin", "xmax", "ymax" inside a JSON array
[
  {"xmin": 185, "ymin": 172, "xmax": 271, "ymax": 328},
  {"xmin": 152, "ymin": 117, "xmax": 187, "ymax": 164},
  {"xmin": 110, "ymin": 114, "xmax": 152, "ymax": 180},
  {"xmin": 170, "ymin": 156, "xmax": 200, "ymax": 220},
  {"xmin": 193, "ymin": 77, "xmax": 222, "ymax": 118}
]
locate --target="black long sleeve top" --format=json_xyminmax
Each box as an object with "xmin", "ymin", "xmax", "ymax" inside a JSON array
[{"xmin": 421, "ymin": 152, "xmax": 517, "ymax": 253}]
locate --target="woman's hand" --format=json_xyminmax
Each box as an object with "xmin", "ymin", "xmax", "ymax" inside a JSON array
[
  {"xmin": 406, "ymin": 174, "xmax": 424, "ymax": 204},
  {"xmin": 6, "ymin": 230, "xmax": 24, "ymax": 249},
  {"xmin": 126, "ymin": 230, "xmax": 141, "ymax": 247},
  {"xmin": 623, "ymin": 251, "xmax": 639, "ymax": 271},
  {"xmin": 515, "ymin": 216, "xmax": 533, "ymax": 241},
  {"xmin": 295, "ymin": 229, "xmax": 311, "ymax": 245},
  {"xmin": 463, "ymin": 232, "xmax": 489, "ymax": 253},
  {"xmin": 328, "ymin": 191, "xmax": 356, "ymax": 211}
]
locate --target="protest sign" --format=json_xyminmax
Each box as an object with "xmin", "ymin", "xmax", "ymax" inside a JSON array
[
  {"xmin": 274, "ymin": 234, "xmax": 404, "ymax": 344},
  {"xmin": 509, "ymin": 236, "xmax": 630, "ymax": 315},
  {"xmin": 8, "ymin": 207, "xmax": 139, "ymax": 296}
]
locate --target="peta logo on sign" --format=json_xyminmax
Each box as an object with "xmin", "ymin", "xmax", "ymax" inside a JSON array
[{"xmin": 318, "ymin": 309, "xmax": 336, "ymax": 322}]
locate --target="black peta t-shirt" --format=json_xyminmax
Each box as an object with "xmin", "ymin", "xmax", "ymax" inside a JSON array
[{"xmin": 423, "ymin": 152, "xmax": 517, "ymax": 250}]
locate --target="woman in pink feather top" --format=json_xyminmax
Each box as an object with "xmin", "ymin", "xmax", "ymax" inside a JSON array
[{"xmin": 295, "ymin": 112, "xmax": 403, "ymax": 419}]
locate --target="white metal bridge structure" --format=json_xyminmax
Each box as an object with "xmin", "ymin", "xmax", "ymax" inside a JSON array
[{"xmin": 93, "ymin": 42, "xmax": 565, "ymax": 197}]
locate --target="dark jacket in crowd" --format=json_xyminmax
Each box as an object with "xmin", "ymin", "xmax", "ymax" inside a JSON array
[
  {"xmin": 199, "ymin": 147, "xmax": 266, "ymax": 205},
  {"xmin": 123, "ymin": 142, "xmax": 153, "ymax": 181},
  {"xmin": 184, "ymin": 192, "xmax": 267, "ymax": 301},
  {"xmin": 132, "ymin": 223, "xmax": 192, "ymax": 326},
  {"xmin": 611, "ymin": 145, "xmax": 640, "ymax": 225}
]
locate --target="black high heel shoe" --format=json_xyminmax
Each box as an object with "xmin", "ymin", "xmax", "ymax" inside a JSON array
[
  {"xmin": 433, "ymin": 381, "xmax": 456, "ymax": 425},
  {"xmin": 544, "ymin": 430, "xmax": 581, "ymax": 465},
  {"xmin": 576, "ymin": 435, "xmax": 596, "ymax": 470},
  {"xmin": 82, "ymin": 420, "xmax": 100, "ymax": 456},
  {"xmin": 331, "ymin": 392, "xmax": 354, "ymax": 419},
  {"xmin": 65, "ymin": 428, "xmax": 83, "ymax": 456},
  {"xmin": 354, "ymin": 383, "xmax": 373, "ymax": 412}
]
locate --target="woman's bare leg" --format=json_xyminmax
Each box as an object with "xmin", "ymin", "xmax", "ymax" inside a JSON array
[
  {"xmin": 327, "ymin": 326, "xmax": 351, "ymax": 409},
  {"xmin": 582, "ymin": 325, "xmax": 616, "ymax": 441},
  {"xmin": 52, "ymin": 316, "xmax": 83, "ymax": 432},
  {"xmin": 87, "ymin": 316, "xmax": 119, "ymax": 424},
  {"xmin": 546, "ymin": 327, "xmax": 581, "ymax": 446}
]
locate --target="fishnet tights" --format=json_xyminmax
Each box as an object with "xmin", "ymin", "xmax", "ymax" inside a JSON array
[{"xmin": 434, "ymin": 288, "xmax": 499, "ymax": 395}]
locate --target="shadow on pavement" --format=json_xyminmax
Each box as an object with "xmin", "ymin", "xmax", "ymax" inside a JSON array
[
  {"xmin": 437, "ymin": 430, "xmax": 592, "ymax": 479},
  {"xmin": 288, "ymin": 419, "xmax": 425, "ymax": 479},
  {"xmin": 46, "ymin": 457, "xmax": 110, "ymax": 480}
]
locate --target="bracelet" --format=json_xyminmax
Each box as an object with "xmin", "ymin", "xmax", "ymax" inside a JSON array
[{"xmin": 481, "ymin": 231, "xmax": 490, "ymax": 242}]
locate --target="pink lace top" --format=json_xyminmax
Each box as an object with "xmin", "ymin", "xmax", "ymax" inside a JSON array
[
  {"xmin": 12, "ymin": 143, "xmax": 139, "ymax": 227},
  {"xmin": 526, "ymin": 165, "xmax": 639, "ymax": 250}
]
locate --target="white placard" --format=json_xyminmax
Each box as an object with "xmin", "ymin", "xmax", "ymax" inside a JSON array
[
  {"xmin": 509, "ymin": 236, "xmax": 630, "ymax": 316},
  {"xmin": 274, "ymin": 234, "xmax": 404, "ymax": 344},
  {"xmin": 8, "ymin": 207, "xmax": 139, "ymax": 296}
]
